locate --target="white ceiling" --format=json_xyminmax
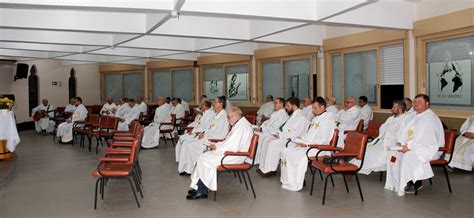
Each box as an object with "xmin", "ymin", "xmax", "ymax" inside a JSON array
[{"xmin": 0, "ymin": 0, "xmax": 421, "ymax": 65}]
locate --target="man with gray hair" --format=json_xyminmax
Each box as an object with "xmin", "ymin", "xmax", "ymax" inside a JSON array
[
  {"xmin": 187, "ymin": 106, "xmax": 254, "ymax": 200},
  {"xmin": 335, "ymin": 96, "xmax": 361, "ymax": 147},
  {"xmin": 325, "ymin": 96, "xmax": 339, "ymax": 115}
]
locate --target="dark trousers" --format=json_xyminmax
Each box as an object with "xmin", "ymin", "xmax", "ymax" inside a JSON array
[{"xmin": 197, "ymin": 180, "xmax": 208, "ymax": 195}]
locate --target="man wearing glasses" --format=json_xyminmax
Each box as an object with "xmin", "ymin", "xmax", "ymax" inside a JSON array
[{"xmin": 335, "ymin": 96, "xmax": 361, "ymax": 147}]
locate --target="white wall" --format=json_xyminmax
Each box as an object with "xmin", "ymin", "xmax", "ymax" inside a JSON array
[
  {"xmin": 1, "ymin": 59, "xmax": 101, "ymax": 123},
  {"xmin": 0, "ymin": 65, "xmax": 13, "ymax": 94},
  {"xmin": 325, "ymin": 26, "xmax": 372, "ymax": 39}
]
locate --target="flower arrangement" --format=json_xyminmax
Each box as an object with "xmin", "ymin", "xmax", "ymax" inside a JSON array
[{"xmin": 0, "ymin": 97, "xmax": 14, "ymax": 110}]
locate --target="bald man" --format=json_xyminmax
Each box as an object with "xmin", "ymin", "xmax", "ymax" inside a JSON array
[
  {"xmin": 100, "ymin": 97, "xmax": 116, "ymax": 115},
  {"xmin": 301, "ymin": 97, "xmax": 315, "ymax": 122},
  {"xmin": 325, "ymin": 96, "xmax": 339, "ymax": 115},
  {"xmin": 335, "ymin": 96, "xmax": 361, "ymax": 147},
  {"xmin": 32, "ymin": 99, "xmax": 55, "ymax": 134}
]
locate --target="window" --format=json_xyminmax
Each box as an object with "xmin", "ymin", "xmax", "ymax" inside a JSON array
[
  {"xmin": 344, "ymin": 50, "xmax": 377, "ymax": 104},
  {"xmin": 28, "ymin": 64, "xmax": 38, "ymax": 116},
  {"xmin": 331, "ymin": 55, "xmax": 342, "ymax": 103},
  {"xmin": 426, "ymin": 35, "xmax": 473, "ymax": 109},
  {"xmin": 203, "ymin": 64, "xmax": 249, "ymax": 101},
  {"xmin": 259, "ymin": 58, "xmax": 313, "ymax": 101},
  {"xmin": 103, "ymin": 71, "xmax": 143, "ymax": 101},
  {"xmin": 380, "ymin": 44, "xmax": 404, "ymax": 109},
  {"xmin": 150, "ymin": 68, "xmax": 193, "ymax": 102}
]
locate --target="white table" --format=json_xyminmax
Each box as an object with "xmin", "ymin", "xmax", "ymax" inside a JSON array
[{"xmin": 0, "ymin": 110, "xmax": 20, "ymax": 157}]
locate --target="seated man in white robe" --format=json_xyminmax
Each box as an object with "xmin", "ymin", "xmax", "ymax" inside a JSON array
[
  {"xmin": 335, "ymin": 97, "xmax": 361, "ymax": 147},
  {"xmin": 175, "ymin": 100, "xmax": 215, "ymax": 163},
  {"xmin": 256, "ymin": 95, "xmax": 275, "ymax": 125},
  {"xmin": 56, "ymin": 97, "xmax": 88, "ymax": 143},
  {"xmin": 385, "ymin": 94, "xmax": 444, "ymax": 196},
  {"xmin": 136, "ymin": 97, "xmax": 148, "ymax": 116},
  {"xmin": 117, "ymin": 99, "xmax": 141, "ymax": 131},
  {"xmin": 301, "ymin": 97, "xmax": 315, "ymax": 122},
  {"xmin": 113, "ymin": 98, "xmax": 130, "ymax": 119},
  {"xmin": 64, "ymin": 98, "xmax": 77, "ymax": 113},
  {"xmin": 280, "ymin": 97, "xmax": 336, "ymax": 191},
  {"xmin": 32, "ymin": 99, "xmax": 55, "ymax": 134},
  {"xmin": 186, "ymin": 106, "xmax": 253, "ymax": 200},
  {"xmin": 256, "ymin": 97, "xmax": 310, "ymax": 176},
  {"xmin": 177, "ymin": 96, "xmax": 229, "ymax": 175},
  {"xmin": 325, "ymin": 96, "xmax": 339, "ymax": 115},
  {"xmin": 403, "ymin": 97, "xmax": 416, "ymax": 120},
  {"xmin": 181, "ymin": 99, "xmax": 190, "ymax": 113},
  {"xmin": 171, "ymin": 98, "xmax": 185, "ymax": 123},
  {"xmin": 141, "ymin": 97, "xmax": 173, "ymax": 148},
  {"xmin": 448, "ymin": 115, "xmax": 474, "ymax": 171},
  {"xmin": 358, "ymin": 96, "xmax": 373, "ymax": 130},
  {"xmin": 100, "ymin": 97, "xmax": 116, "ymax": 115},
  {"xmin": 350, "ymin": 100, "xmax": 406, "ymax": 175}
]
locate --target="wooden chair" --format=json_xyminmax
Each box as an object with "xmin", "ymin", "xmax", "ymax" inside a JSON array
[
  {"xmin": 214, "ymin": 134, "xmax": 259, "ymax": 201},
  {"xmin": 309, "ymin": 132, "xmax": 368, "ymax": 205},
  {"xmin": 344, "ymin": 119, "xmax": 364, "ymax": 134},
  {"xmin": 244, "ymin": 114, "xmax": 257, "ymax": 125},
  {"xmin": 159, "ymin": 114, "xmax": 177, "ymax": 146},
  {"xmin": 76, "ymin": 114, "xmax": 100, "ymax": 149},
  {"xmin": 364, "ymin": 120, "xmax": 383, "ymax": 140}
]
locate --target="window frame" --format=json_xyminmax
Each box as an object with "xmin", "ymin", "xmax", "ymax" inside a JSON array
[
  {"xmin": 100, "ymin": 67, "xmax": 145, "ymax": 104},
  {"xmin": 147, "ymin": 66, "xmax": 196, "ymax": 105}
]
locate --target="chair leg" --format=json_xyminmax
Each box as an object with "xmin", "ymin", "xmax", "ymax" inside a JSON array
[
  {"xmin": 379, "ymin": 172, "xmax": 384, "ymax": 182},
  {"xmin": 429, "ymin": 178, "xmax": 433, "ymax": 186},
  {"xmin": 322, "ymin": 174, "xmax": 330, "ymax": 205},
  {"xmin": 127, "ymin": 177, "xmax": 140, "ymax": 208},
  {"xmin": 245, "ymin": 171, "xmax": 256, "ymax": 198},
  {"xmin": 133, "ymin": 172, "xmax": 144, "ymax": 198},
  {"xmin": 310, "ymin": 166, "xmax": 316, "ymax": 196},
  {"xmin": 241, "ymin": 171, "xmax": 249, "ymax": 190},
  {"xmin": 101, "ymin": 178, "xmax": 105, "ymax": 200},
  {"xmin": 236, "ymin": 171, "xmax": 243, "ymax": 184},
  {"xmin": 355, "ymin": 174, "xmax": 364, "ymax": 202},
  {"xmin": 342, "ymin": 174, "xmax": 349, "ymax": 193},
  {"xmin": 214, "ymin": 173, "xmax": 220, "ymax": 201},
  {"xmin": 87, "ymin": 135, "xmax": 92, "ymax": 149},
  {"xmin": 94, "ymin": 178, "xmax": 101, "ymax": 209},
  {"xmin": 318, "ymin": 169, "xmax": 323, "ymax": 181},
  {"xmin": 329, "ymin": 174, "xmax": 335, "ymax": 187},
  {"xmin": 443, "ymin": 166, "xmax": 452, "ymax": 193}
]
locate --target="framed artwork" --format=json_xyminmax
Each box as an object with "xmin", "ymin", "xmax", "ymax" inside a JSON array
[
  {"xmin": 227, "ymin": 73, "xmax": 247, "ymax": 101},
  {"xmin": 204, "ymin": 80, "xmax": 223, "ymax": 100}
]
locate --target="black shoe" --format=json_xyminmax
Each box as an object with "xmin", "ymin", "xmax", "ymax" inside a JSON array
[
  {"xmin": 261, "ymin": 171, "xmax": 277, "ymax": 178},
  {"xmin": 187, "ymin": 189, "xmax": 197, "ymax": 194},
  {"xmin": 179, "ymin": 172, "xmax": 191, "ymax": 176},
  {"xmin": 415, "ymin": 182, "xmax": 423, "ymax": 192},
  {"xmin": 405, "ymin": 184, "xmax": 415, "ymax": 194},
  {"xmin": 186, "ymin": 192, "xmax": 208, "ymax": 200}
]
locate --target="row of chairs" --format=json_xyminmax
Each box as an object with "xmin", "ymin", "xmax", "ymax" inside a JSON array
[{"xmin": 92, "ymin": 121, "xmax": 144, "ymax": 209}]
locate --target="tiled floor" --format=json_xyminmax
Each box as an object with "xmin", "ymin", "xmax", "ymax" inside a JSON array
[{"xmin": 0, "ymin": 130, "xmax": 473, "ymax": 217}]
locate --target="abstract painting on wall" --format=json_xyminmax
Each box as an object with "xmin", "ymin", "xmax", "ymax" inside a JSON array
[{"xmin": 227, "ymin": 73, "xmax": 247, "ymax": 101}]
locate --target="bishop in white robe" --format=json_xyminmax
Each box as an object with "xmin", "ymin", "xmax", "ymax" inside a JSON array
[
  {"xmin": 256, "ymin": 95, "xmax": 275, "ymax": 125},
  {"xmin": 141, "ymin": 97, "xmax": 173, "ymax": 148},
  {"xmin": 32, "ymin": 99, "xmax": 55, "ymax": 133},
  {"xmin": 175, "ymin": 104, "xmax": 216, "ymax": 162},
  {"xmin": 257, "ymin": 100, "xmax": 309, "ymax": 175},
  {"xmin": 448, "ymin": 115, "xmax": 474, "ymax": 171},
  {"xmin": 177, "ymin": 109, "xmax": 228, "ymax": 174},
  {"xmin": 385, "ymin": 96, "xmax": 444, "ymax": 196},
  {"xmin": 350, "ymin": 101, "xmax": 406, "ymax": 175},
  {"xmin": 187, "ymin": 107, "xmax": 253, "ymax": 199},
  {"xmin": 117, "ymin": 101, "xmax": 141, "ymax": 131},
  {"xmin": 335, "ymin": 97, "xmax": 361, "ymax": 147},
  {"xmin": 280, "ymin": 101, "xmax": 336, "ymax": 191},
  {"xmin": 56, "ymin": 99, "xmax": 88, "ymax": 142}
]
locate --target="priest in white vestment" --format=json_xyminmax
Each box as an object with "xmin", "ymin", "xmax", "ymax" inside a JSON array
[
  {"xmin": 175, "ymin": 100, "xmax": 215, "ymax": 162},
  {"xmin": 56, "ymin": 97, "xmax": 88, "ymax": 143},
  {"xmin": 32, "ymin": 99, "xmax": 55, "ymax": 134},
  {"xmin": 181, "ymin": 99, "xmax": 190, "ymax": 112},
  {"xmin": 403, "ymin": 97, "xmax": 416, "ymax": 121},
  {"xmin": 100, "ymin": 98, "xmax": 116, "ymax": 115},
  {"xmin": 280, "ymin": 97, "xmax": 336, "ymax": 191},
  {"xmin": 325, "ymin": 96, "xmax": 339, "ymax": 115},
  {"xmin": 117, "ymin": 99, "xmax": 141, "ymax": 131},
  {"xmin": 177, "ymin": 97, "xmax": 229, "ymax": 175},
  {"xmin": 335, "ymin": 97, "xmax": 361, "ymax": 147},
  {"xmin": 350, "ymin": 100, "xmax": 406, "ymax": 175},
  {"xmin": 141, "ymin": 97, "xmax": 173, "ymax": 148},
  {"xmin": 136, "ymin": 97, "xmax": 148, "ymax": 116},
  {"xmin": 171, "ymin": 98, "xmax": 186, "ymax": 124},
  {"xmin": 358, "ymin": 96, "xmax": 373, "ymax": 130},
  {"xmin": 301, "ymin": 97, "xmax": 315, "ymax": 122},
  {"xmin": 186, "ymin": 106, "xmax": 253, "ymax": 200},
  {"xmin": 114, "ymin": 98, "xmax": 131, "ymax": 119},
  {"xmin": 65, "ymin": 98, "xmax": 77, "ymax": 113},
  {"xmin": 256, "ymin": 95, "xmax": 275, "ymax": 125},
  {"xmin": 385, "ymin": 94, "xmax": 444, "ymax": 196},
  {"xmin": 448, "ymin": 115, "xmax": 474, "ymax": 171},
  {"xmin": 257, "ymin": 97, "xmax": 310, "ymax": 176}
]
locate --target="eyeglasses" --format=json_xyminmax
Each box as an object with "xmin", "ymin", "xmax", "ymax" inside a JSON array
[{"xmin": 344, "ymin": 101, "xmax": 355, "ymax": 104}]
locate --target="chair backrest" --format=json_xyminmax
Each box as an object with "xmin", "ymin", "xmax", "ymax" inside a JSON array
[
  {"xmin": 105, "ymin": 116, "xmax": 120, "ymax": 130},
  {"xmin": 364, "ymin": 120, "xmax": 383, "ymax": 139},
  {"xmin": 343, "ymin": 132, "xmax": 368, "ymax": 160},
  {"xmin": 170, "ymin": 114, "xmax": 177, "ymax": 125},
  {"xmin": 444, "ymin": 129, "xmax": 456, "ymax": 154},
  {"xmin": 99, "ymin": 115, "xmax": 109, "ymax": 128},
  {"xmin": 137, "ymin": 112, "xmax": 144, "ymax": 121},
  {"xmin": 86, "ymin": 107, "xmax": 93, "ymax": 115},
  {"xmin": 131, "ymin": 127, "xmax": 144, "ymax": 163},
  {"xmin": 355, "ymin": 119, "xmax": 364, "ymax": 133},
  {"xmin": 56, "ymin": 107, "xmax": 65, "ymax": 113},
  {"xmin": 245, "ymin": 114, "xmax": 257, "ymax": 125},
  {"xmin": 248, "ymin": 134, "xmax": 260, "ymax": 159},
  {"xmin": 329, "ymin": 129, "xmax": 339, "ymax": 147},
  {"xmin": 88, "ymin": 114, "xmax": 100, "ymax": 125}
]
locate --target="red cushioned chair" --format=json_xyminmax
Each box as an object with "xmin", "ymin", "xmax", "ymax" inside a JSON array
[
  {"xmin": 415, "ymin": 130, "xmax": 456, "ymax": 195},
  {"xmin": 344, "ymin": 119, "xmax": 364, "ymax": 134},
  {"xmin": 159, "ymin": 114, "xmax": 177, "ymax": 146},
  {"xmin": 245, "ymin": 114, "xmax": 257, "ymax": 125},
  {"xmin": 304, "ymin": 129, "xmax": 339, "ymax": 181},
  {"xmin": 364, "ymin": 120, "xmax": 383, "ymax": 140},
  {"xmin": 309, "ymin": 132, "xmax": 368, "ymax": 205},
  {"xmin": 92, "ymin": 128, "xmax": 144, "ymax": 209},
  {"xmin": 76, "ymin": 114, "xmax": 100, "ymax": 149},
  {"xmin": 214, "ymin": 134, "xmax": 259, "ymax": 201}
]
